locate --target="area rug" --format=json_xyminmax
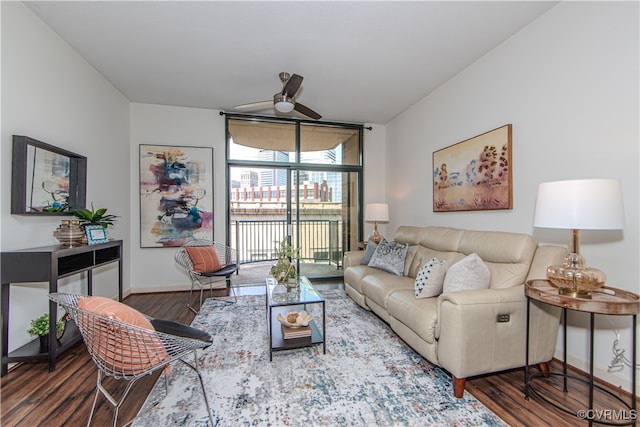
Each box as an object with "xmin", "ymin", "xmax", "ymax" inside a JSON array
[{"xmin": 133, "ymin": 290, "xmax": 507, "ymax": 426}]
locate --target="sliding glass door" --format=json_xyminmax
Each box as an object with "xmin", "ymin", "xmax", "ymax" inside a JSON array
[{"xmin": 227, "ymin": 116, "xmax": 363, "ymax": 281}]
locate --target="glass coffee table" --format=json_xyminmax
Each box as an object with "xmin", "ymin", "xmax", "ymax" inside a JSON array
[{"xmin": 266, "ymin": 276, "xmax": 326, "ymax": 361}]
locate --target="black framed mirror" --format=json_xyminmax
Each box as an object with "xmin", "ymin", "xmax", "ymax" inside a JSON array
[{"xmin": 11, "ymin": 135, "xmax": 87, "ymax": 215}]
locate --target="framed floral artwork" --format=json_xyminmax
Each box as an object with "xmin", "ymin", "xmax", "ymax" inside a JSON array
[
  {"xmin": 433, "ymin": 124, "xmax": 512, "ymax": 212},
  {"xmin": 139, "ymin": 144, "xmax": 213, "ymax": 247}
]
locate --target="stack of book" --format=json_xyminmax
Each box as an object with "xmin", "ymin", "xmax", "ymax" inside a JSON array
[{"xmin": 281, "ymin": 324, "xmax": 311, "ymax": 340}]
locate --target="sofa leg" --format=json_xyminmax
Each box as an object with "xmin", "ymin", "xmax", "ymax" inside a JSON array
[
  {"xmin": 537, "ymin": 362, "xmax": 550, "ymax": 373},
  {"xmin": 452, "ymin": 376, "xmax": 465, "ymax": 398}
]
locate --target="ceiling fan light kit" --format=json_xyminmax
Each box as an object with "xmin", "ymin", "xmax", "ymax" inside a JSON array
[
  {"xmin": 234, "ymin": 71, "xmax": 322, "ymax": 120},
  {"xmin": 274, "ymin": 94, "xmax": 295, "ymax": 113}
]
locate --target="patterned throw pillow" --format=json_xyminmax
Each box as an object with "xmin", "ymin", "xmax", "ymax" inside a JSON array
[
  {"xmin": 414, "ymin": 258, "xmax": 449, "ymax": 298},
  {"xmin": 442, "ymin": 253, "xmax": 491, "ymax": 293},
  {"xmin": 360, "ymin": 238, "xmax": 378, "ymax": 265},
  {"xmin": 368, "ymin": 239, "xmax": 409, "ymax": 276}
]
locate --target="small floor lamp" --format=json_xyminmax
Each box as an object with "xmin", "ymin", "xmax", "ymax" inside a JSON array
[
  {"xmin": 533, "ymin": 178, "xmax": 624, "ymax": 298},
  {"xmin": 365, "ymin": 203, "xmax": 389, "ymax": 244}
]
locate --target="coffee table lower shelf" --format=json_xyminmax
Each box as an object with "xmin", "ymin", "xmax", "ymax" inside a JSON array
[{"xmin": 268, "ymin": 306, "xmax": 325, "ymax": 361}]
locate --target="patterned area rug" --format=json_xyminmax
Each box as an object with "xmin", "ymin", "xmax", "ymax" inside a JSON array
[{"xmin": 134, "ymin": 290, "xmax": 507, "ymax": 426}]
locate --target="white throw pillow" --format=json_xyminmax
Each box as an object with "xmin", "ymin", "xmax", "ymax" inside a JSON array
[
  {"xmin": 414, "ymin": 258, "xmax": 448, "ymax": 298},
  {"xmin": 442, "ymin": 253, "xmax": 490, "ymax": 293}
]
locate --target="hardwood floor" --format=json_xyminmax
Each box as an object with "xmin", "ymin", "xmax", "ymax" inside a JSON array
[{"xmin": 1, "ymin": 290, "xmax": 637, "ymax": 426}]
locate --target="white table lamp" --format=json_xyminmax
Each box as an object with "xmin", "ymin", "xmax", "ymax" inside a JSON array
[{"xmin": 533, "ymin": 178, "xmax": 624, "ymax": 298}]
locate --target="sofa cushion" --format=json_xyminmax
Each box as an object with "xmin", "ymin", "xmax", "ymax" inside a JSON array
[
  {"xmin": 443, "ymin": 253, "xmax": 490, "ymax": 293},
  {"xmin": 387, "ymin": 289, "xmax": 439, "ymax": 344},
  {"xmin": 368, "ymin": 239, "xmax": 409, "ymax": 276},
  {"xmin": 344, "ymin": 265, "xmax": 380, "ymax": 294},
  {"xmin": 362, "ymin": 274, "xmax": 414, "ymax": 311},
  {"xmin": 360, "ymin": 238, "xmax": 378, "ymax": 265},
  {"xmin": 458, "ymin": 230, "xmax": 537, "ymax": 289},
  {"xmin": 414, "ymin": 258, "xmax": 448, "ymax": 298}
]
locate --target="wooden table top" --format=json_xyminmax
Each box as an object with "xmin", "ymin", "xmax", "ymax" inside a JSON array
[{"xmin": 525, "ymin": 279, "xmax": 640, "ymax": 315}]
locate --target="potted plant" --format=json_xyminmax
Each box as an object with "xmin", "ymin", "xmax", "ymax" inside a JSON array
[
  {"xmin": 72, "ymin": 202, "xmax": 118, "ymax": 229},
  {"xmin": 270, "ymin": 238, "xmax": 300, "ymax": 286},
  {"xmin": 27, "ymin": 313, "xmax": 64, "ymax": 352}
]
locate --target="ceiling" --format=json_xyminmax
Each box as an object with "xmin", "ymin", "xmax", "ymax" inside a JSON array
[{"xmin": 25, "ymin": 1, "xmax": 557, "ymax": 125}]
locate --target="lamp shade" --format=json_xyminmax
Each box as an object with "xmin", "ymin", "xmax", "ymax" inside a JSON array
[
  {"xmin": 365, "ymin": 203, "xmax": 389, "ymax": 223},
  {"xmin": 533, "ymin": 178, "xmax": 624, "ymax": 230}
]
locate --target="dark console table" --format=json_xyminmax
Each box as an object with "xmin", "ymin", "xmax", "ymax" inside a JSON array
[{"xmin": 1, "ymin": 240, "xmax": 123, "ymax": 375}]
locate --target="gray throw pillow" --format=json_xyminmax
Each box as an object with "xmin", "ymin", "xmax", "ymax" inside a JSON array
[
  {"xmin": 360, "ymin": 238, "xmax": 378, "ymax": 265},
  {"xmin": 368, "ymin": 239, "xmax": 409, "ymax": 276}
]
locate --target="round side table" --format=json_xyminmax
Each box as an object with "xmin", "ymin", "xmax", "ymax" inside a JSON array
[{"xmin": 525, "ymin": 279, "xmax": 639, "ymax": 426}]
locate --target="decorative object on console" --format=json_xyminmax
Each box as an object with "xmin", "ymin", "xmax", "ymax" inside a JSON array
[
  {"xmin": 85, "ymin": 225, "xmax": 109, "ymax": 245},
  {"xmin": 365, "ymin": 203, "xmax": 389, "ymax": 244},
  {"xmin": 534, "ymin": 178, "xmax": 624, "ymax": 299},
  {"xmin": 433, "ymin": 124, "xmax": 512, "ymax": 212},
  {"xmin": 368, "ymin": 238, "xmax": 409, "ymax": 276},
  {"xmin": 139, "ymin": 145, "xmax": 213, "ymax": 248},
  {"xmin": 11, "ymin": 135, "xmax": 87, "ymax": 215},
  {"xmin": 72, "ymin": 202, "xmax": 118, "ymax": 229},
  {"xmin": 53, "ymin": 219, "xmax": 85, "ymax": 246}
]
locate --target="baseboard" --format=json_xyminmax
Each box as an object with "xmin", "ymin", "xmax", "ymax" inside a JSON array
[
  {"xmin": 555, "ymin": 350, "xmax": 639, "ymax": 395},
  {"xmin": 129, "ymin": 284, "xmax": 192, "ymax": 294}
]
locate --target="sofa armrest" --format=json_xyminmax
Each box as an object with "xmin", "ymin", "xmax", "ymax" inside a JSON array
[
  {"xmin": 436, "ymin": 285, "xmax": 560, "ymax": 380},
  {"xmin": 343, "ymin": 250, "xmax": 365, "ymax": 269},
  {"xmin": 436, "ymin": 286, "xmax": 524, "ymax": 337}
]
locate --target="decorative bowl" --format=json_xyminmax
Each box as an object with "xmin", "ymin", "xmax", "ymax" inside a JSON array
[{"xmin": 276, "ymin": 310, "xmax": 314, "ymax": 328}]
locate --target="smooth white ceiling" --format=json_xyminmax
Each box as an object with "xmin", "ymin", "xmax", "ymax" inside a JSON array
[{"xmin": 26, "ymin": 1, "xmax": 557, "ymax": 124}]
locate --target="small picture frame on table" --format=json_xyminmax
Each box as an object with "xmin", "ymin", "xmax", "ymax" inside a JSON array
[{"xmin": 85, "ymin": 225, "xmax": 108, "ymax": 245}]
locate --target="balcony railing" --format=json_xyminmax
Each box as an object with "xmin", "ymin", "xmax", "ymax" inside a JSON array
[{"xmin": 231, "ymin": 219, "xmax": 342, "ymax": 267}]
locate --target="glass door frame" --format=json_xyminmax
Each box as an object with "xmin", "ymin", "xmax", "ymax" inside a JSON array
[{"xmin": 225, "ymin": 113, "xmax": 364, "ymax": 280}]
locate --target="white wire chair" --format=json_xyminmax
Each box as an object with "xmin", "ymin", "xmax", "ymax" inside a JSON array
[
  {"xmin": 175, "ymin": 239, "xmax": 238, "ymax": 313},
  {"xmin": 49, "ymin": 293, "xmax": 214, "ymax": 427}
]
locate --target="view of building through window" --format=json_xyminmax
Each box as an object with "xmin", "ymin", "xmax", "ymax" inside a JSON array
[{"xmin": 227, "ymin": 117, "xmax": 363, "ymax": 280}]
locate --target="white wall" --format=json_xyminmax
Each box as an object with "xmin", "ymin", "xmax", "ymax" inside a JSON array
[
  {"xmin": 129, "ymin": 104, "xmax": 226, "ymax": 293},
  {"xmin": 129, "ymin": 108, "xmax": 387, "ymax": 292},
  {"xmin": 386, "ymin": 2, "xmax": 639, "ymax": 392},
  {"xmin": 1, "ymin": 2, "xmax": 130, "ymax": 351},
  {"xmin": 363, "ymin": 124, "xmax": 389, "ymax": 238}
]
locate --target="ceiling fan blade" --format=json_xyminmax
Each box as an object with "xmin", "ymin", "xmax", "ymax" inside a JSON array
[
  {"xmin": 282, "ymin": 74, "xmax": 303, "ymax": 97},
  {"xmin": 294, "ymin": 102, "xmax": 322, "ymax": 120},
  {"xmin": 233, "ymin": 100, "xmax": 273, "ymax": 111}
]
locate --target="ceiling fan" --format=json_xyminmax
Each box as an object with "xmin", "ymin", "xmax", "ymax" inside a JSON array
[{"xmin": 233, "ymin": 72, "xmax": 322, "ymax": 120}]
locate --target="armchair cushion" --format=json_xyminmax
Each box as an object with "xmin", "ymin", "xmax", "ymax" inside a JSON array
[
  {"xmin": 77, "ymin": 296, "xmax": 168, "ymax": 374},
  {"xmin": 150, "ymin": 318, "xmax": 212, "ymax": 346},
  {"xmin": 185, "ymin": 246, "xmax": 222, "ymax": 273}
]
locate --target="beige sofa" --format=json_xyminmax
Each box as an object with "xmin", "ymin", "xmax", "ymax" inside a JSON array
[{"xmin": 343, "ymin": 226, "xmax": 566, "ymax": 398}]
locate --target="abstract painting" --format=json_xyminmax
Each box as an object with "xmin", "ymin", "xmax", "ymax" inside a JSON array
[
  {"xmin": 139, "ymin": 145, "xmax": 213, "ymax": 247},
  {"xmin": 433, "ymin": 124, "xmax": 512, "ymax": 212}
]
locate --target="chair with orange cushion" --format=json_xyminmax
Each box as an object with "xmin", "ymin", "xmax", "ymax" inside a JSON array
[
  {"xmin": 175, "ymin": 239, "xmax": 238, "ymax": 313},
  {"xmin": 48, "ymin": 293, "xmax": 214, "ymax": 427}
]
